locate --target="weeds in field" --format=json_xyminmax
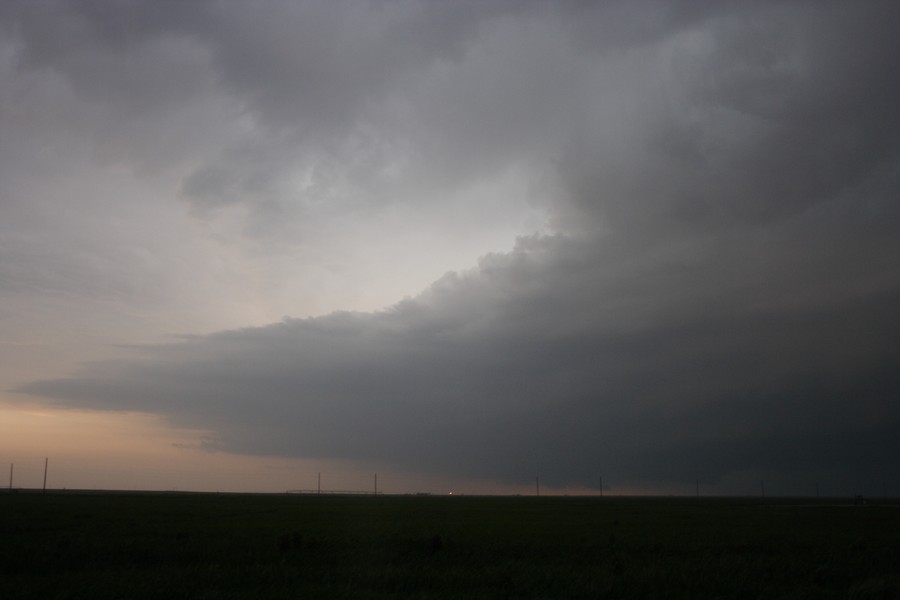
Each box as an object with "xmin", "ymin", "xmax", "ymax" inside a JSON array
[{"xmin": 2, "ymin": 493, "xmax": 899, "ymax": 598}]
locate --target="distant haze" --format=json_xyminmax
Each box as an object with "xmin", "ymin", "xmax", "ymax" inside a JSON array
[{"xmin": 2, "ymin": 1, "xmax": 898, "ymax": 495}]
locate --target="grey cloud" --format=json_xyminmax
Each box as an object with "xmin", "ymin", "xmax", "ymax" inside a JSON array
[
  {"xmin": 6, "ymin": 2, "xmax": 896, "ymax": 232},
  {"xmin": 17, "ymin": 208, "xmax": 900, "ymax": 491},
  {"xmin": 4, "ymin": 1, "xmax": 706, "ymax": 221},
  {"xmin": 7, "ymin": 1, "xmax": 900, "ymax": 494},
  {"xmin": 558, "ymin": 1, "xmax": 900, "ymax": 232},
  {"xmin": 2, "ymin": 1, "xmax": 554, "ymax": 233},
  {"xmin": 0, "ymin": 1, "xmax": 226, "ymax": 228}
]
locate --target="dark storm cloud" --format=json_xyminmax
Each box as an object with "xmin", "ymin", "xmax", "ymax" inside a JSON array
[
  {"xmin": 557, "ymin": 1, "xmax": 900, "ymax": 233},
  {"xmin": 19, "ymin": 217, "xmax": 900, "ymax": 490},
  {"xmin": 10, "ymin": 1, "xmax": 900, "ymax": 492},
  {"xmin": 0, "ymin": 0, "xmax": 724, "ymax": 218}
]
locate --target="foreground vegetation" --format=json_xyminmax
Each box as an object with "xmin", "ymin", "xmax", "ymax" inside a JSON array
[{"xmin": 2, "ymin": 491, "xmax": 899, "ymax": 598}]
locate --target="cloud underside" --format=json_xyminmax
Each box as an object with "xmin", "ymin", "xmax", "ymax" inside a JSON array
[
  {"xmin": 7, "ymin": 1, "xmax": 900, "ymax": 490},
  {"xmin": 19, "ymin": 220, "xmax": 900, "ymax": 488}
]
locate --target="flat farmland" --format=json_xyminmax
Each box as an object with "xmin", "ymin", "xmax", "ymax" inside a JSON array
[{"xmin": 2, "ymin": 492, "xmax": 899, "ymax": 598}]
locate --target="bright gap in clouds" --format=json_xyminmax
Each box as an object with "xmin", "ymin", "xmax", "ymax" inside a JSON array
[{"xmin": 182, "ymin": 160, "xmax": 552, "ymax": 327}]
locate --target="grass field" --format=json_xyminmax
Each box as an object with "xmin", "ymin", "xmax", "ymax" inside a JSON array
[{"xmin": 2, "ymin": 491, "xmax": 899, "ymax": 599}]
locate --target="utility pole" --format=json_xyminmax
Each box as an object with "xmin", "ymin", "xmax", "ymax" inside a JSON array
[
  {"xmin": 43, "ymin": 458, "xmax": 48, "ymax": 494},
  {"xmin": 8, "ymin": 463, "xmax": 12, "ymax": 490},
  {"xmin": 317, "ymin": 472, "xmax": 321, "ymax": 495},
  {"xmin": 374, "ymin": 473, "xmax": 378, "ymax": 496}
]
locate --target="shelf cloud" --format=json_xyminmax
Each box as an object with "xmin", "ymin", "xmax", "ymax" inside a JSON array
[{"xmin": 5, "ymin": 1, "xmax": 899, "ymax": 492}]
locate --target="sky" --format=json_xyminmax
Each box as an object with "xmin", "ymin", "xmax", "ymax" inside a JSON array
[{"xmin": 1, "ymin": 0, "xmax": 898, "ymax": 496}]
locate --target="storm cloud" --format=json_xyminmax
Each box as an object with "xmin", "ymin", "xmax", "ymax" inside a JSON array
[{"xmin": 5, "ymin": 1, "xmax": 900, "ymax": 493}]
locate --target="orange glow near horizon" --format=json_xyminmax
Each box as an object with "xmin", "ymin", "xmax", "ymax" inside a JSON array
[
  {"xmin": 1, "ymin": 402, "xmax": 590, "ymax": 496},
  {"xmin": 1, "ymin": 403, "xmax": 640, "ymax": 497}
]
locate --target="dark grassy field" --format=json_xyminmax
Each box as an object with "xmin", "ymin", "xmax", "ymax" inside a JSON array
[{"xmin": 2, "ymin": 491, "xmax": 899, "ymax": 599}]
